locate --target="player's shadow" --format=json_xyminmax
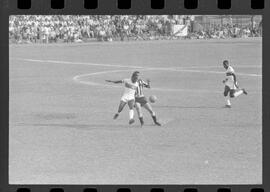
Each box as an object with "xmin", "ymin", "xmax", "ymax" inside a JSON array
[
  {"xmin": 27, "ymin": 123, "xmax": 138, "ymax": 130},
  {"xmin": 154, "ymin": 105, "xmax": 222, "ymax": 109}
]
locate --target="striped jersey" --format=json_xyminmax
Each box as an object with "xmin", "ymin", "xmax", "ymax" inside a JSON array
[{"xmin": 135, "ymin": 79, "xmax": 149, "ymax": 98}]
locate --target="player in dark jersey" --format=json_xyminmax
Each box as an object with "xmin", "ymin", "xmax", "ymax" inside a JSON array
[{"xmin": 135, "ymin": 72, "xmax": 161, "ymax": 126}]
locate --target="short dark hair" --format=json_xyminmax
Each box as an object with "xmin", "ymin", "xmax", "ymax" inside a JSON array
[
  {"xmin": 132, "ymin": 71, "xmax": 140, "ymax": 76},
  {"xmin": 223, "ymin": 60, "xmax": 229, "ymax": 65}
]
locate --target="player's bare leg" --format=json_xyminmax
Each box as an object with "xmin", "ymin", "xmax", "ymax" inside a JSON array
[
  {"xmin": 224, "ymin": 95, "xmax": 231, "ymax": 108},
  {"xmin": 143, "ymin": 103, "xmax": 161, "ymax": 126},
  {"xmin": 114, "ymin": 100, "xmax": 126, "ymax": 119},
  {"xmin": 233, "ymin": 88, "xmax": 248, "ymax": 97},
  {"xmin": 224, "ymin": 86, "xmax": 231, "ymax": 108},
  {"xmin": 224, "ymin": 94, "xmax": 231, "ymax": 108},
  {"xmin": 135, "ymin": 102, "xmax": 144, "ymax": 126},
  {"xmin": 127, "ymin": 100, "xmax": 135, "ymax": 124}
]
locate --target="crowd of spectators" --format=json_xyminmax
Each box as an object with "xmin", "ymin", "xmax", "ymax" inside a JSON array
[
  {"xmin": 9, "ymin": 15, "xmax": 262, "ymax": 44},
  {"xmin": 189, "ymin": 22, "xmax": 262, "ymax": 39}
]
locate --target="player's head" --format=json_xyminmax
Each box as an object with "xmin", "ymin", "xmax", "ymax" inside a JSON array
[
  {"xmin": 131, "ymin": 71, "xmax": 139, "ymax": 82},
  {"xmin": 223, "ymin": 60, "xmax": 229, "ymax": 69}
]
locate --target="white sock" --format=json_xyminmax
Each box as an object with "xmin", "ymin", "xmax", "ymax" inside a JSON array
[
  {"xmin": 225, "ymin": 96, "xmax": 231, "ymax": 106},
  {"xmin": 129, "ymin": 110, "xmax": 134, "ymax": 119},
  {"xmin": 234, "ymin": 90, "xmax": 243, "ymax": 97}
]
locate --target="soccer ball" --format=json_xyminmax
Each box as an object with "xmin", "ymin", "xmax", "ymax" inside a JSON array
[{"xmin": 149, "ymin": 95, "xmax": 157, "ymax": 103}]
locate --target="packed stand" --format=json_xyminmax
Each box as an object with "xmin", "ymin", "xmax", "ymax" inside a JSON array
[
  {"xmin": 189, "ymin": 23, "xmax": 262, "ymax": 39},
  {"xmin": 9, "ymin": 15, "xmax": 262, "ymax": 44}
]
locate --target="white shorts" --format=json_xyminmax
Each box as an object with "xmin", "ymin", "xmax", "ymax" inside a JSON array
[
  {"xmin": 121, "ymin": 94, "xmax": 135, "ymax": 103},
  {"xmin": 225, "ymin": 81, "xmax": 237, "ymax": 90}
]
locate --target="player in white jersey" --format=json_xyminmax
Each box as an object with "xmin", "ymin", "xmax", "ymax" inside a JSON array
[
  {"xmin": 106, "ymin": 71, "xmax": 139, "ymax": 124},
  {"xmin": 135, "ymin": 72, "xmax": 161, "ymax": 126},
  {"xmin": 222, "ymin": 60, "xmax": 247, "ymax": 108}
]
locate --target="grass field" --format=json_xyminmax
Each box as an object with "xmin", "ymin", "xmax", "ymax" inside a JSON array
[{"xmin": 9, "ymin": 38, "xmax": 262, "ymax": 184}]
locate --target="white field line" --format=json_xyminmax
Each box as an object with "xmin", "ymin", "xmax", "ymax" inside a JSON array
[
  {"xmin": 73, "ymin": 69, "xmax": 140, "ymax": 88},
  {"xmin": 11, "ymin": 58, "xmax": 146, "ymax": 69},
  {"xmin": 73, "ymin": 69, "xmax": 222, "ymax": 93},
  {"xmin": 11, "ymin": 57, "xmax": 261, "ymax": 93},
  {"xmin": 174, "ymin": 65, "xmax": 261, "ymax": 69},
  {"xmin": 11, "ymin": 57, "xmax": 262, "ymax": 77}
]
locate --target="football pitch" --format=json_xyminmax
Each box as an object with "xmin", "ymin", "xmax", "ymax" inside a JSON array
[{"xmin": 9, "ymin": 38, "xmax": 262, "ymax": 184}]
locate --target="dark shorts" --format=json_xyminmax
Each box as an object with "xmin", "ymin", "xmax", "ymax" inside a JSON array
[
  {"xmin": 224, "ymin": 86, "xmax": 236, "ymax": 98},
  {"xmin": 135, "ymin": 96, "xmax": 148, "ymax": 106}
]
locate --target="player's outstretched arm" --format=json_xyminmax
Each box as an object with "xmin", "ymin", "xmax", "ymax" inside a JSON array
[
  {"xmin": 105, "ymin": 80, "xmax": 123, "ymax": 84},
  {"xmin": 144, "ymin": 79, "xmax": 151, "ymax": 88}
]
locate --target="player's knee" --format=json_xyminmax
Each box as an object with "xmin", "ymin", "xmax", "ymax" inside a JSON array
[
  {"xmin": 149, "ymin": 110, "xmax": 154, "ymax": 116},
  {"xmin": 230, "ymin": 90, "xmax": 235, "ymax": 98},
  {"xmin": 224, "ymin": 86, "xmax": 230, "ymax": 96},
  {"xmin": 224, "ymin": 90, "xmax": 229, "ymax": 97}
]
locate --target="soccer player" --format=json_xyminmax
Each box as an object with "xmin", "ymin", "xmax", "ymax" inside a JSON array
[
  {"xmin": 106, "ymin": 71, "xmax": 139, "ymax": 124},
  {"xmin": 134, "ymin": 73, "xmax": 161, "ymax": 126},
  {"xmin": 223, "ymin": 60, "xmax": 248, "ymax": 108}
]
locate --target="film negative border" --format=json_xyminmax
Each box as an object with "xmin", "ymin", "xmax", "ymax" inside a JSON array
[
  {"xmin": 5, "ymin": 186, "xmax": 268, "ymax": 192},
  {"xmin": 1, "ymin": 0, "xmax": 270, "ymax": 14},
  {"xmin": 14, "ymin": 0, "xmax": 266, "ymax": 10},
  {"xmin": 1, "ymin": 0, "xmax": 270, "ymax": 192}
]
